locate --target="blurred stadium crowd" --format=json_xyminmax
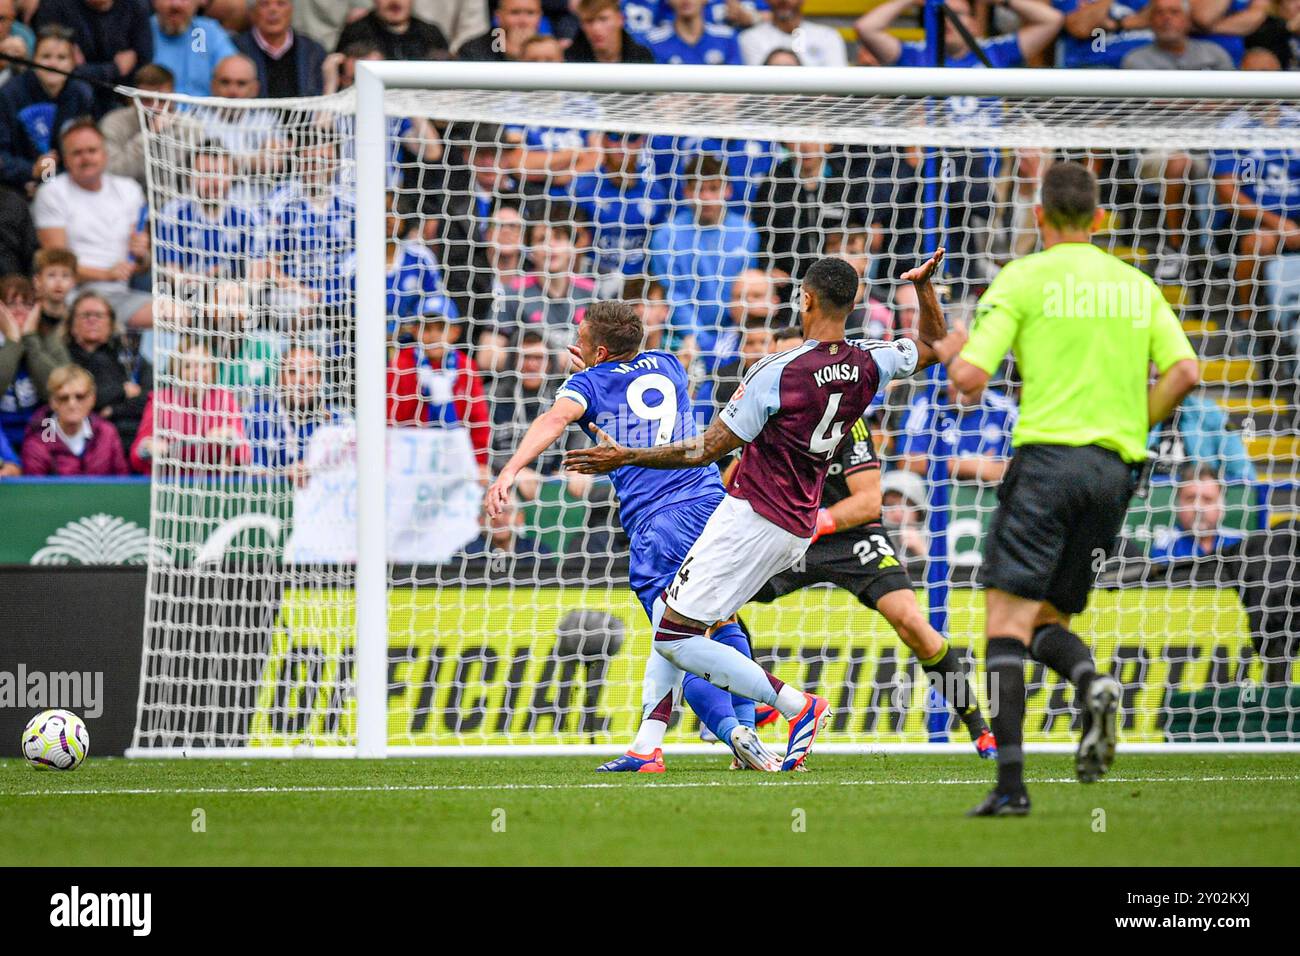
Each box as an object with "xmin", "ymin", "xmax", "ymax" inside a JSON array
[{"xmin": 0, "ymin": 0, "xmax": 1296, "ymax": 570}]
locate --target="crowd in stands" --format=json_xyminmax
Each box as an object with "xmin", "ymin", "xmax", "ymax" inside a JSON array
[{"xmin": 0, "ymin": 0, "xmax": 1294, "ymax": 567}]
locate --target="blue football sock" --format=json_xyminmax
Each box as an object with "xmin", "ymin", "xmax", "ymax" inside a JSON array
[
  {"xmin": 683, "ymin": 672, "xmax": 739, "ymax": 745},
  {"xmin": 712, "ymin": 622, "xmax": 757, "ymax": 729}
]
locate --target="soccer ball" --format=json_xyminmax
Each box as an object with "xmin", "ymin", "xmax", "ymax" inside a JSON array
[{"xmin": 21, "ymin": 709, "xmax": 89, "ymax": 770}]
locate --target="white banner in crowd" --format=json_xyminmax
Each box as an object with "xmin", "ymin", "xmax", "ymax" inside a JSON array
[{"xmin": 285, "ymin": 425, "xmax": 483, "ymax": 564}]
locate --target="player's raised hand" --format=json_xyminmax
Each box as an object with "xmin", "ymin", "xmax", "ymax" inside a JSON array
[
  {"xmin": 567, "ymin": 344, "xmax": 587, "ymax": 371},
  {"xmin": 901, "ymin": 247, "xmax": 945, "ymax": 285},
  {"xmin": 564, "ymin": 425, "xmax": 628, "ymax": 475}
]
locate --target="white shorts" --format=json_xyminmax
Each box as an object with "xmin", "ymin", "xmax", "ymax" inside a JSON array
[{"xmin": 665, "ymin": 494, "xmax": 810, "ymax": 626}]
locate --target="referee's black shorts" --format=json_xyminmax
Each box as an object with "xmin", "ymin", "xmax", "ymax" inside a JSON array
[{"xmin": 982, "ymin": 443, "xmax": 1137, "ymax": 616}]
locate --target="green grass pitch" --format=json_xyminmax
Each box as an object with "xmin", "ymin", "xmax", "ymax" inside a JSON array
[{"xmin": 1, "ymin": 753, "xmax": 1296, "ymax": 866}]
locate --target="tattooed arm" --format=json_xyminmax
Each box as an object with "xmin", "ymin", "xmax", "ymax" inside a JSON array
[{"xmin": 564, "ymin": 418, "xmax": 745, "ymax": 475}]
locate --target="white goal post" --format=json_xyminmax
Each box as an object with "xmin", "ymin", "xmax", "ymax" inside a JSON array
[{"xmin": 127, "ymin": 62, "xmax": 1300, "ymax": 758}]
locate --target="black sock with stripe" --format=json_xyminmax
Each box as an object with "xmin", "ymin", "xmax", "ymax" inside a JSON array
[
  {"xmin": 919, "ymin": 640, "xmax": 989, "ymax": 740},
  {"xmin": 986, "ymin": 637, "xmax": 1028, "ymax": 795}
]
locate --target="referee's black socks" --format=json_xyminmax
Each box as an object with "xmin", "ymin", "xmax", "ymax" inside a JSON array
[
  {"xmin": 986, "ymin": 637, "xmax": 1028, "ymax": 794},
  {"xmin": 1030, "ymin": 624, "xmax": 1097, "ymax": 726}
]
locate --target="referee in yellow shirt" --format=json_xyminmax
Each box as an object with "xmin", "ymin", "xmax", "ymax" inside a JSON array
[{"xmin": 921, "ymin": 163, "xmax": 1201, "ymax": 816}]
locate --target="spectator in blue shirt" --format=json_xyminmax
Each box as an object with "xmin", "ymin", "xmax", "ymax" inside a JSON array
[
  {"xmin": 858, "ymin": 0, "xmax": 1063, "ymax": 69},
  {"xmin": 858, "ymin": 0, "xmax": 1059, "ymax": 129},
  {"xmin": 621, "ymin": 0, "xmax": 661, "ymax": 35},
  {"xmin": 1210, "ymin": 103, "xmax": 1300, "ymax": 353},
  {"xmin": 354, "ymin": 190, "xmax": 459, "ymax": 334},
  {"xmin": 1149, "ymin": 464, "xmax": 1246, "ymax": 562},
  {"xmin": 155, "ymin": 145, "xmax": 265, "ymax": 281},
  {"xmin": 647, "ymin": 153, "xmax": 759, "ymax": 359},
  {"xmin": 857, "ymin": 0, "xmax": 1061, "ymax": 295},
  {"xmin": 1053, "ymin": 0, "xmax": 1152, "ymax": 67},
  {"xmin": 509, "ymin": 35, "xmax": 603, "ymax": 182},
  {"xmin": 645, "ymin": 0, "xmax": 743, "ymax": 63},
  {"xmin": 381, "ymin": 240, "xmax": 459, "ymax": 332},
  {"xmin": 1191, "ymin": 0, "xmax": 1269, "ymax": 64},
  {"xmin": 897, "ymin": 380, "xmax": 1018, "ymax": 484},
  {"xmin": 246, "ymin": 346, "xmax": 347, "ymax": 482},
  {"xmin": 0, "ymin": 26, "xmax": 95, "ymax": 195},
  {"xmin": 0, "ymin": 417, "xmax": 18, "ymax": 476},
  {"xmin": 647, "ymin": 0, "xmax": 759, "ymax": 29},
  {"xmin": 555, "ymin": 131, "xmax": 669, "ymax": 295},
  {"xmin": 265, "ymin": 137, "xmax": 354, "ymax": 310},
  {"xmin": 644, "ymin": 134, "xmax": 777, "ymax": 212},
  {"xmin": 150, "ymin": 0, "xmax": 239, "ymax": 96}
]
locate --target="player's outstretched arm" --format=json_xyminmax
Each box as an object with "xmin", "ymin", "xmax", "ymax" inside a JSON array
[
  {"xmin": 565, "ymin": 418, "xmax": 745, "ymax": 475},
  {"xmin": 900, "ymin": 247, "xmax": 951, "ymax": 369},
  {"xmin": 903, "ymin": 248, "xmax": 990, "ymax": 396},
  {"xmin": 486, "ymin": 397, "xmax": 586, "ymax": 517}
]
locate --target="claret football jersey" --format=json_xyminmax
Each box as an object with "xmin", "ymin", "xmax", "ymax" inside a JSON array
[{"xmin": 721, "ymin": 338, "xmax": 918, "ymax": 536}]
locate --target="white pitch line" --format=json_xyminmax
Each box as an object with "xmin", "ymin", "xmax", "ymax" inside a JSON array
[{"xmin": 4, "ymin": 774, "xmax": 1299, "ymax": 798}]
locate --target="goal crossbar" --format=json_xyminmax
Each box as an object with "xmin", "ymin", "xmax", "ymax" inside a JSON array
[{"xmin": 358, "ymin": 61, "xmax": 1300, "ymax": 100}]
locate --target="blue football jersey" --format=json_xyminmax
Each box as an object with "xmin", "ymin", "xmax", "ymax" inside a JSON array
[
  {"xmin": 622, "ymin": 0, "xmax": 660, "ymax": 37},
  {"xmin": 645, "ymin": 21, "xmax": 743, "ymax": 65},
  {"xmin": 1210, "ymin": 109, "xmax": 1300, "ymax": 225},
  {"xmin": 266, "ymin": 182, "xmax": 355, "ymax": 307},
  {"xmin": 896, "ymin": 34, "xmax": 1021, "ymax": 128},
  {"xmin": 556, "ymin": 350, "xmax": 724, "ymax": 535},
  {"xmin": 644, "ymin": 0, "xmax": 770, "ymax": 29},
  {"xmin": 562, "ymin": 172, "xmax": 669, "ymax": 275},
  {"xmin": 644, "ymin": 134, "xmax": 777, "ymax": 210},
  {"xmin": 156, "ymin": 198, "xmax": 262, "ymax": 278},
  {"xmin": 1052, "ymin": 0, "xmax": 1152, "ymax": 68}
]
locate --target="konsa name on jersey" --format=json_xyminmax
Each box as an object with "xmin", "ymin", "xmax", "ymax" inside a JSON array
[{"xmin": 813, "ymin": 363, "xmax": 862, "ymax": 388}]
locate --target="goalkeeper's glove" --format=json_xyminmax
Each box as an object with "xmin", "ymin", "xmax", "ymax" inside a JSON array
[{"xmin": 810, "ymin": 508, "xmax": 837, "ymax": 544}]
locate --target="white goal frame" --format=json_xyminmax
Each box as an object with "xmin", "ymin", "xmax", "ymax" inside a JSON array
[{"xmin": 127, "ymin": 62, "xmax": 1300, "ymax": 760}]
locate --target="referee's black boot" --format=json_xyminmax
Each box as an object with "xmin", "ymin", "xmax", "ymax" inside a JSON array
[
  {"xmin": 966, "ymin": 788, "xmax": 1031, "ymax": 817},
  {"xmin": 1076, "ymin": 674, "xmax": 1122, "ymax": 784}
]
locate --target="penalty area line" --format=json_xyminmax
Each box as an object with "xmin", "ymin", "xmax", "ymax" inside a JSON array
[{"xmin": 5, "ymin": 774, "xmax": 1300, "ymax": 798}]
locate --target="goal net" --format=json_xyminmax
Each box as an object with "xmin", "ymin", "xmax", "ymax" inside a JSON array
[{"xmin": 128, "ymin": 65, "xmax": 1300, "ymax": 756}]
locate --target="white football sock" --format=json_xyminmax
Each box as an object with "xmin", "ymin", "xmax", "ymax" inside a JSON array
[
  {"xmin": 631, "ymin": 720, "xmax": 667, "ymax": 756},
  {"xmin": 630, "ymin": 648, "xmax": 681, "ymax": 754},
  {"xmin": 655, "ymin": 634, "xmax": 780, "ymax": 708},
  {"xmin": 631, "ymin": 723, "xmax": 670, "ymax": 754},
  {"xmin": 774, "ymin": 684, "xmax": 809, "ymax": 720}
]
